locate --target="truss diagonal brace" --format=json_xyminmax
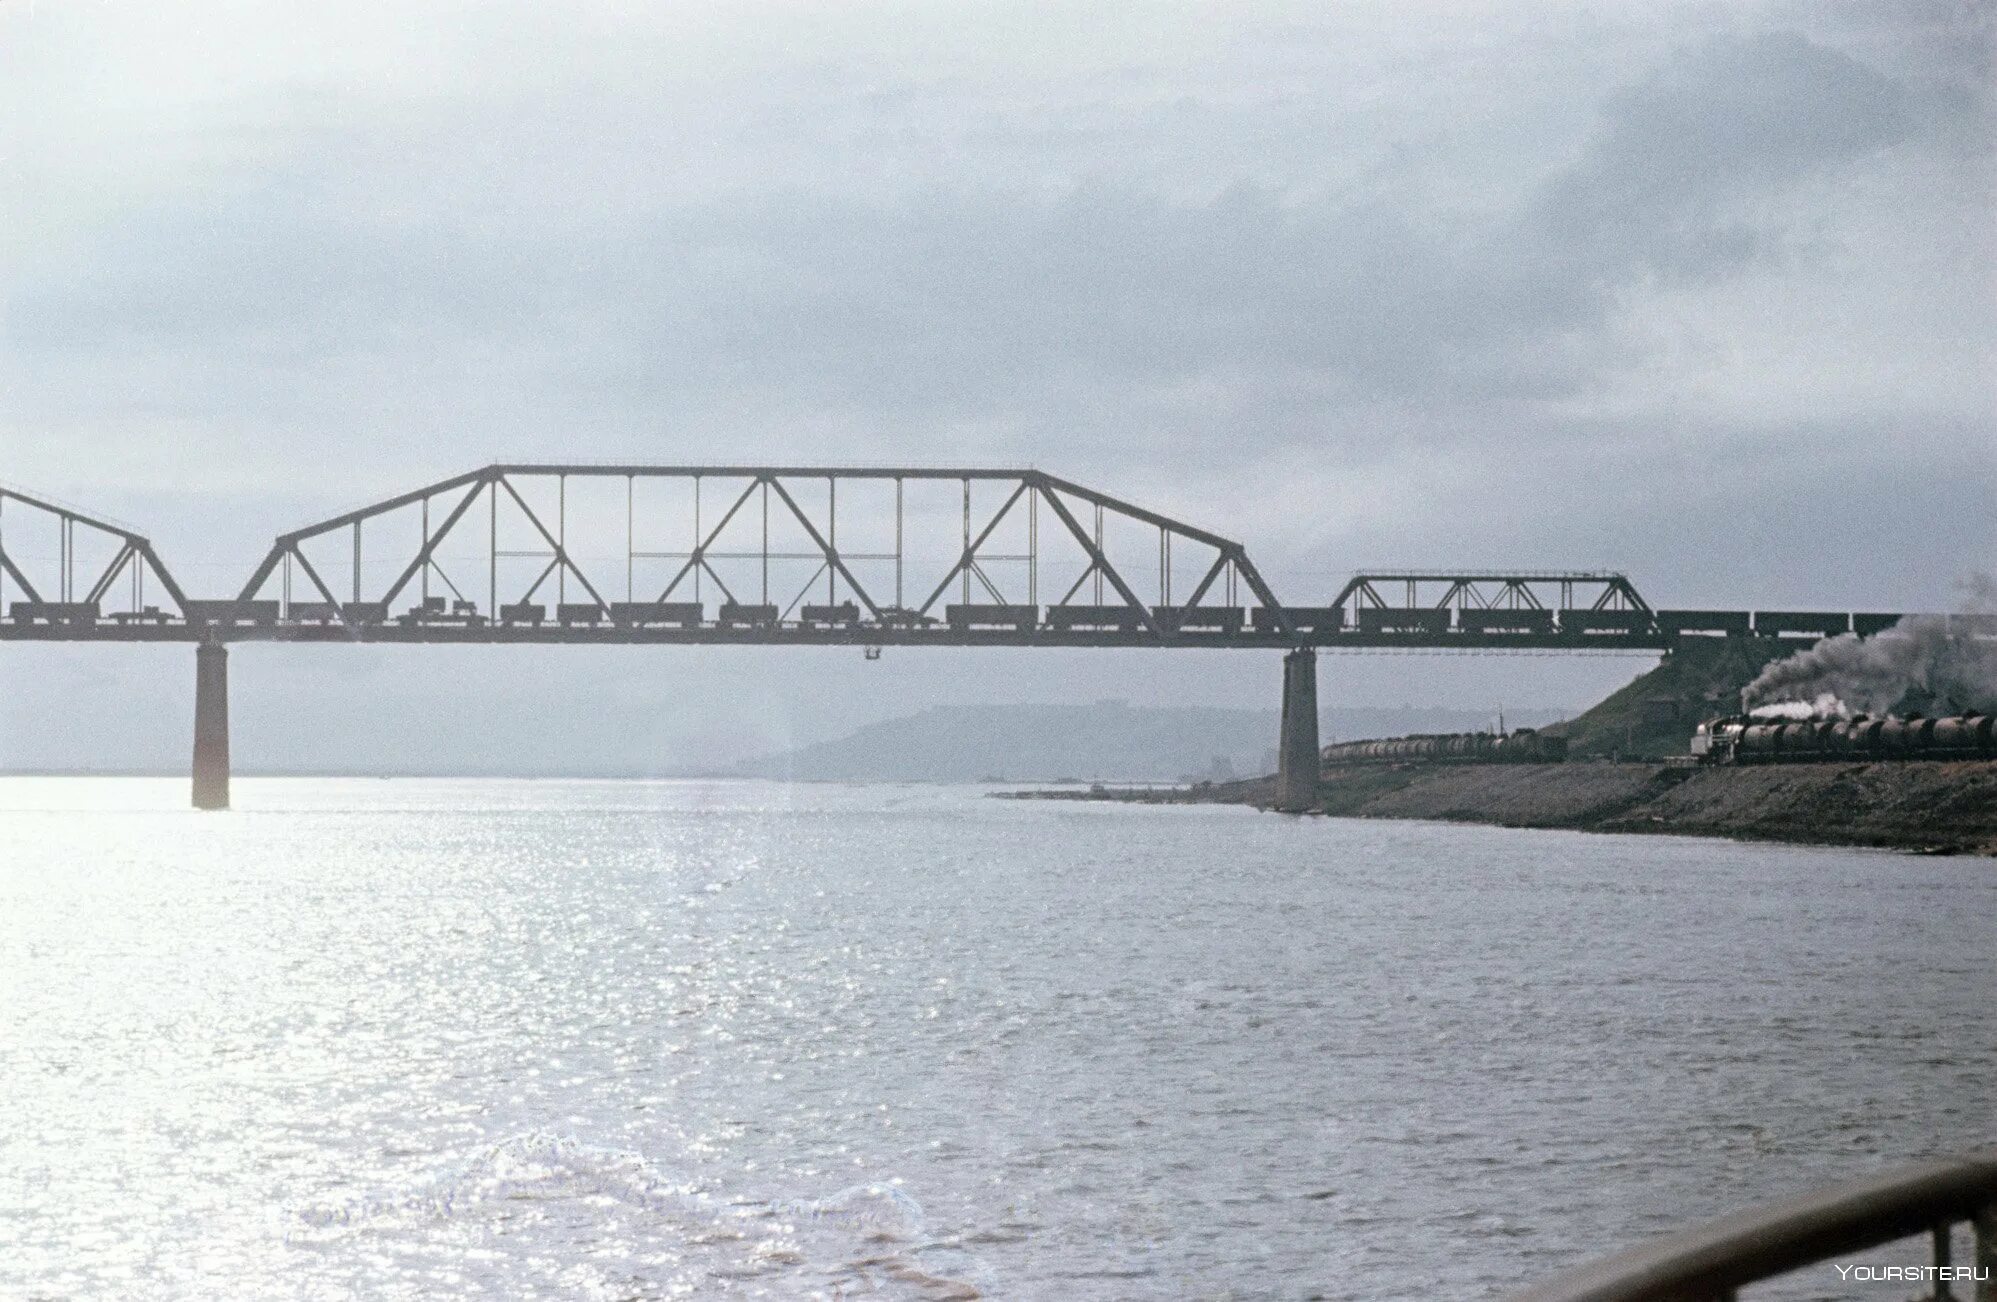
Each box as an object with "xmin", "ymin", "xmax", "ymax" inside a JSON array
[
  {"xmin": 1035, "ymin": 482, "xmax": 1161, "ymax": 635},
  {"xmin": 136, "ymin": 543, "xmax": 190, "ymax": 611},
  {"xmin": 287, "ymin": 546, "xmax": 343, "ymax": 609},
  {"xmin": 1227, "ymin": 545, "xmax": 1291, "ymax": 635},
  {"xmin": 916, "ymin": 481, "xmax": 1029, "ymax": 616},
  {"xmin": 0, "ymin": 546, "xmax": 42, "ymax": 602},
  {"xmin": 380, "ymin": 479, "xmax": 490, "ymax": 611},
  {"xmin": 83, "ymin": 542, "xmax": 136, "ymax": 605},
  {"xmin": 1177, "ymin": 552, "xmax": 1230, "ymax": 612},
  {"xmin": 765, "ymin": 478, "xmax": 884, "ymax": 618},
  {"xmin": 499, "ymin": 477, "xmax": 610, "ymax": 612},
  {"xmin": 654, "ymin": 479, "xmax": 761, "ymax": 603}
]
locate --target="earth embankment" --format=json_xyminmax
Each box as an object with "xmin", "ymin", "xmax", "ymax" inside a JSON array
[{"xmin": 1020, "ymin": 761, "xmax": 1997, "ymax": 855}]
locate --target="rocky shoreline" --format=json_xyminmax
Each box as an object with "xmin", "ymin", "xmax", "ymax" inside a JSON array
[{"xmin": 1003, "ymin": 760, "xmax": 1997, "ymax": 856}]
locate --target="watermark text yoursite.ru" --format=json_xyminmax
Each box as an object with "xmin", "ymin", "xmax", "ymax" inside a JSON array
[{"xmin": 1834, "ymin": 1264, "xmax": 1991, "ymax": 1286}]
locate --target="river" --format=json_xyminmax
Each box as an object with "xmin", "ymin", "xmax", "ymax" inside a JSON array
[{"xmin": 1, "ymin": 778, "xmax": 1990, "ymax": 1299}]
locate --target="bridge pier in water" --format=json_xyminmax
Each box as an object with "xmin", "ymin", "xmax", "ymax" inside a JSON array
[
  {"xmin": 192, "ymin": 641, "xmax": 229, "ymax": 810},
  {"xmin": 1275, "ymin": 647, "xmax": 1319, "ymax": 812}
]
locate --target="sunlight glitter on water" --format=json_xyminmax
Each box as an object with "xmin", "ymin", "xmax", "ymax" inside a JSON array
[{"xmin": 1, "ymin": 778, "xmax": 1990, "ymax": 1299}]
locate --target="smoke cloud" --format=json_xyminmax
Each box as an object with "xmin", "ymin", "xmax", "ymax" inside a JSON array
[
  {"xmin": 1749, "ymin": 697, "xmax": 1843, "ymax": 721},
  {"xmin": 1743, "ymin": 576, "xmax": 1997, "ymax": 717}
]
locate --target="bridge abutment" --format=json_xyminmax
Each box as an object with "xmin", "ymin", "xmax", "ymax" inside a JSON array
[
  {"xmin": 192, "ymin": 641, "xmax": 229, "ymax": 810},
  {"xmin": 1275, "ymin": 647, "xmax": 1319, "ymax": 812}
]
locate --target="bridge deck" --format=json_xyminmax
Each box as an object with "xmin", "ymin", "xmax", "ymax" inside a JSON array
[{"xmin": 0, "ymin": 620, "xmax": 1773, "ymax": 651}]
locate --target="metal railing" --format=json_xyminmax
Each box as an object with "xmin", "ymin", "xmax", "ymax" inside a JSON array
[{"xmin": 1511, "ymin": 1150, "xmax": 1997, "ymax": 1301}]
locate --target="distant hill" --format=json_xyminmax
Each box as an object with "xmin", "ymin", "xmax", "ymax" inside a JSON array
[{"xmin": 733, "ymin": 700, "xmax": 1571, "ymax": 783}]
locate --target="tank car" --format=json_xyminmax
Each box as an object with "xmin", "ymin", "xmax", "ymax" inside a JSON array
[
  {"xmin": 1694, "ymin": 714, "xmax": 1997, "ymax": 764},
  {"xmin": 1321, "ymin": 728, "xmax": 1569, "ymax": 767}
]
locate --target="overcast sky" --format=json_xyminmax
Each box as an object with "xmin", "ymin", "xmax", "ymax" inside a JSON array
[{"xmin": 2, "ymin": 1, "xmax": 1992, "ymax": 772}]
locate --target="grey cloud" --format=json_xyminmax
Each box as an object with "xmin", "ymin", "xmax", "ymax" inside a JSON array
[
  {"xmin": 7, "ymin": 27, "xmax": 1935, "ymax": 438},
  {"xmin": 587, "ymin": 31, "xmax": 1933, "ymax": 418},
  {"xmin": 1519, "ymin": 30, "xmax": 1911, "ymax": 283}
]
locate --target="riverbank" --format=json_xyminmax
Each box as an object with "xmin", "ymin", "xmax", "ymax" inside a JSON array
[{"xmin": 1005, "ymin": 760, "xmax": 1997, "ymax": 855}]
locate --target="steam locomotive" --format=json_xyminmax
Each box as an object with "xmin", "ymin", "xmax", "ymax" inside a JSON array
[
  {"xmin": 1692, "ymin": 714, "xmax": 1997, "ymax": 764},
  {"xmin": 1321, "ymin": 728, "xmax": 1569, "ymax": 765}
]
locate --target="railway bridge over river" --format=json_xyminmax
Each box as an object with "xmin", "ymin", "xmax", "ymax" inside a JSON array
[{"xmin": 0, "ymin": 465, "xmax": 1922, "ymax": 809}]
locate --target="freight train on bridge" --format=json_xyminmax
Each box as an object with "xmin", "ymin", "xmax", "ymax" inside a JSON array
[{"xmin": 0, "ymin": 594, "xmax": 1935, "ymax": 643}]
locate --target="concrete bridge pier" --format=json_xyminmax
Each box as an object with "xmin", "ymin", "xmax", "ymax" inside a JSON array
[
  {"xmin": 1275, "ymin": 647, "xmax": 1319, "ymax": 812},
  {"xmin": 192, "ymin": 640, "xmax": 229, "ymax": 810}
]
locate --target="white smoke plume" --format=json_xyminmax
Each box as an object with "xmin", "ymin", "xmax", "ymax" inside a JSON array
[
  {"xmin": 1743, "ymin": 575, "xmax": 1997, "ymax": 717},
  {"xmin": 1748, "ymin": 696, "xmax": 1845, "ymax": 721}
]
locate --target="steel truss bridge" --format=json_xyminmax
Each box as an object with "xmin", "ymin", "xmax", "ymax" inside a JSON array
[
  {"xmin": 0, "ymin": 465, "xmax": 1926, "ymax": 809},
  {"xmin": 0, "ymin": 466, "xmax": 1911, "ymax": 648}
]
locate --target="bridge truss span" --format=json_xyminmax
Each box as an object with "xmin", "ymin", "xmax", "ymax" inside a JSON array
[
  {"xmin": 1330, "ymin": 570, "xmax": 1654, "ymax": 638},
  {"xmin": 231, "ymin": 464, "xmax": 1291, "ymax": 644},
  {"xmin": 0, "ymin": 483, "xmax": 190, "ymax": 627}
]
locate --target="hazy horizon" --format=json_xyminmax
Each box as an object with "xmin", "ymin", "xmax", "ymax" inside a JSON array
[{"xmin": 0, "ymin": 695, "xmax": 1582, "ymax": 781}]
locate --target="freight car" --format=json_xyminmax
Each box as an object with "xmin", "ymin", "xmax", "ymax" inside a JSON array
[
  {"xmin": 1321, "ymin": 728, "xmax": 1568, "ymax": 765},
  {"xmin": 1692, "ymin": 714, "xmax": 1997, "ymax": 764},
  {"xmin": 182, "ymin": 599, "xmax": 280, "ymax": 626},
  {"xmin": 8, "ymin": 601, "xmax": 100, "ymax": 624}
]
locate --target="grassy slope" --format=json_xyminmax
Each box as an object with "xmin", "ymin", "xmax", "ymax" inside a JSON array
[{"xmin": 1542, "ymin": 637, "xmax": 1795, "ymax": 759}]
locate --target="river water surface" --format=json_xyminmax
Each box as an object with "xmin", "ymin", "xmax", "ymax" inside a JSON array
[{"xmin": 1, "ymin": 778, "xmax": 1991, "ymax": 1299}]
